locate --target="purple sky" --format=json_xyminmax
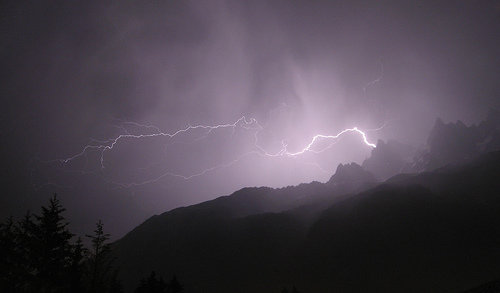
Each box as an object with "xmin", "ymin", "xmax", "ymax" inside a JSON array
[{"xmin": 1, "ymin": 0, "xmax": 500, "ymax": 237}]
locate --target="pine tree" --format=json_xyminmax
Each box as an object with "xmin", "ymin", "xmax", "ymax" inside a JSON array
[
  {"xmin": 15, "ymin": 212, "xmax": 39, "ymax": 291},
  {"xmin": 134, "ymin": 271, "xmax": 167, "ymax": 293},
  {"xmin": 69, "ymin": 237, "xmax": 86, "ymax": 292},
  {"xmin": 168, "ymin": 275, "xmax": 183, "ymax": 293},
  {"xmin": 1, "ymin": 195, "xmax": 126, "ymax": 292},
  {"xmin": 1, "ymin": 213, "xmax": 39, "ymax": 291},
  {"xmin": 32, "ymin": 194, "xmax": 74, "ymax": 292},
  {"xmin": 85, "ymin": 220, "xmax": 119, "ymax": 293}
]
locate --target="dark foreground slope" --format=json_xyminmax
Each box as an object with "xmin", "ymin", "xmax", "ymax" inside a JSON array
[
  {"xmin": 114, "ymin": 152, "xmax": 500, "ymax": 292},
  {"xmin": 113, "ymin": 163, "xmax": 376, "ymax": 292}
]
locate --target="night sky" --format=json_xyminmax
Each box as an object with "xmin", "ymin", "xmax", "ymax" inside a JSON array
[{"xmin": 1, "ymin": 0, "xmax": 500, "ymax": 237}]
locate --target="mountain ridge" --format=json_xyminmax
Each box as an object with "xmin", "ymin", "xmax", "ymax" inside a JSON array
[
  {"xmin": 113, "ymin": 113, "xmax": 500, "ymax": 292},
  {"xmin": 114, "ymin": 150, "xmax": 500, "ymax": 292}
]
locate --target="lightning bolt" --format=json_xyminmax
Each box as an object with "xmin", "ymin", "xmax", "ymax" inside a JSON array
[
  {"xmin": 279, "ymin": 127, "xmax": 376, "ymax": 156},
  {"xmin": 363, "ymin": 59, "xmax": 384, "ymax": 94},
  {"xmin": 58, "ymin": 116, "xmax": 259, "ymax": 167},
  {"xmin": 45, "ymin": 116, "xmax": 379, "ymax": 188}
]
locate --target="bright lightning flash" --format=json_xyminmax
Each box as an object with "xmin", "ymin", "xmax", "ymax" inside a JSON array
[{"xmin": 50, "ymin": 116, "xmax": 378, "ymax": 188}]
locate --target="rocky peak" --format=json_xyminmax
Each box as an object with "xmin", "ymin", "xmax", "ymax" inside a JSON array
[
  {"xmin": 328, "ymin": 162, "xmax": 376, "ymax": 186},
  {"xmin": 362, "ymin": 139, "xmax": 415, "ymax": 181}
]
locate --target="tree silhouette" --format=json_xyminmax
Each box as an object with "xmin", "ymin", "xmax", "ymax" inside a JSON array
[
  {"xmin": 85, "ymin": 220, "xmax": 121, "ymax": 293},
  {"xmin": 0, "ymin": 195, "xmax": 124, "ymax": 292},
  {"xmin": 32, "ymin": 194, "xmax": 74, "ymax": 291},
  {"xmin": 133, "ymin": 272, "xmax": 184, "ymax": 293},
  {"xmin": 14, "ymin": 212, "xmax": 37, "ymax": 291},
  {"xmin": 134, "ymin": 271, "xmax": 167, "ymax": 293},
  {"xmin": 69, "ymin": 237, "xmax": 86, "ymax": 292},
  {"xmin": 167, "ymin": 275, "xmax": 183, "ymax": 293}
]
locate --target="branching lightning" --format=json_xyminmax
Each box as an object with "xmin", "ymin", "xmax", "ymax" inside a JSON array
[
  {"xmin": 48, "ymin": 115, "xmax": 379, "ymax": 188},
  {"xmin": 58, "ymin": 116, "xmax": 259, "ymax": 167}
]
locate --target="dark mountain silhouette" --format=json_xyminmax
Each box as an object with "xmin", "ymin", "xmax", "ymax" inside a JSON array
[
  {"xmin": 413, "ymin": 110, "xmax": 500, "ymax": 171},
  {"xmin": 362, "ymin": 111, "xmax": 500, "ymax": 178},
  {"xmin": 361, "ymin": 139, "xmax": 415, "ymax": 180},
  {"xmin": 301, "ymin": 151, "xmax": 500, "ymax": 292},
  {"xmin": 327, "ymin": 162, "xmax": 376, "ymax": 188},
  {"xmin": 425, "ymin": 118, "xmax": 480, "ymax": 168},
  {"xmin": 476, "ymin": 109, "xmax": 500, "ymax": 153},
  {"xmin": 112, "ymin": 163, "xmax": 377, "ymax": 292},
  {"xmin": 112, "ymin": 147, "xmax": 500, "ymax": 292}
]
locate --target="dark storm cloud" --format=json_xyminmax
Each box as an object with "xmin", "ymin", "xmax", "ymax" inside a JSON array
[{"xmin": 1, "ymin": 0, "xmax": 499, "ymax": 237}]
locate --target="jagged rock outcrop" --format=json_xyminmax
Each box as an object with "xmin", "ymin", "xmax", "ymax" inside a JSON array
[
  {"xmin": 362, "ymin": 139, "xmax": 415, "ymax": 181},
  {"xmin": 328, "ymin": 162, "xmax": 376, "ymax": 190},
  {"xmin": 413, "ymin": 110, "xmax": 500, "ymax": 171}
]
